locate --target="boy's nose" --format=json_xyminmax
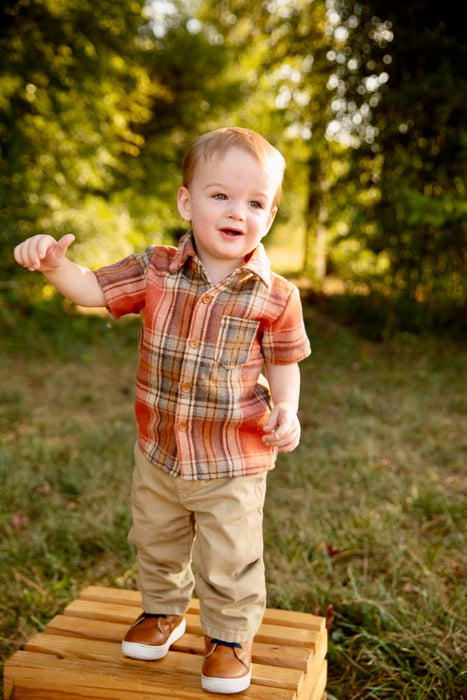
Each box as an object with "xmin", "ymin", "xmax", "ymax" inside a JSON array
[{"xmin": 227, "ymin": 203, "xmax": 246, "ymax": 220}]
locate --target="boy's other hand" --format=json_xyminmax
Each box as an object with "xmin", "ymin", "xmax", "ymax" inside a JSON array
[
  {"xmin": 262, "ymin": 403, "xmax": 301, "ymax": 453},
  {"xmin": 14, "ymin": 233, "xmax": 75, "ymax": 272}
]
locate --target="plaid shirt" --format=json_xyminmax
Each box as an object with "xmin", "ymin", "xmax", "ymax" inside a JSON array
[{"xmin": 95, "ymin": 232, "xmax": 311, "ymax": 480}]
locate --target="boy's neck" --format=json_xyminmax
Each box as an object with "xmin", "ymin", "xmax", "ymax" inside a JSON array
[
  {"xmin": 191, "ymin": 237, "xmax": 256, "ymax": 286},
  {"xmin": 201, "ymin": 257, "xmax": 243, "ymax": 286}
]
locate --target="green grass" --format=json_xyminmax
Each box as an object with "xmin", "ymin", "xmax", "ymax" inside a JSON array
[{"xmin": 0, "ymin": 304, "xmax": 466, "ymax": 698}]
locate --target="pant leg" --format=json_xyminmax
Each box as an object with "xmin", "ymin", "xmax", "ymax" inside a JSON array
[
  {"xmin": 128, "ymin": 443, "xmax": 195, "ymax": 615},
  {"xmin": 188, "ymin": 472, "xmax": 268, "ymax": 643}
]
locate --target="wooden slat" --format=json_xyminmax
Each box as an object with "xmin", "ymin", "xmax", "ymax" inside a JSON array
[
  {"xmin": 300, "ymin": 659, "xmax": 327, "ymax": 700},
  {"xmin": 46, "ymin": 615, "xmax": 129, "ymax": 644},
  {"xmin": 79, "ymin": 586, "xmax": 142, "ymax": 607},
  {"xmin": 4, "ymin": 586, "xmax": 327, "ymax": 700},
  {"xmin": 261, "ymin": 609, "xmax": 325, "ymax": 634},
  {"xmin": 255, "ymin": 623, "xmax": 320, "ymax": 649},
  {"xmin": 63, "ymin": 599, "xmax": 142, "ymax": 625}
]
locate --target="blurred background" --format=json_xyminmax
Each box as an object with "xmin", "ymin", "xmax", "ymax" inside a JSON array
[
  {"xmin": 1, "ymin": 0, "xmax": 465, "ymax": 337},
  {"xmin": 1, "ymin": 4, "xmax": 466, "ymax": 697}
]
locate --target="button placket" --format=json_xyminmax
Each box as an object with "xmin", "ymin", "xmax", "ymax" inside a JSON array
[
  {"xmin": 185, "ymin": 287, "xmax": 215, "ymax": 357},
  {"xmin": 175, "ymin": 288, "xmax": 217, "ymax": 469}
]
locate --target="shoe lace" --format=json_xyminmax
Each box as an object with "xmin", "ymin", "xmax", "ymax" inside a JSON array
[{"xmin": 210, "ymin": 638, "xmax": 241, "ymax": 649}]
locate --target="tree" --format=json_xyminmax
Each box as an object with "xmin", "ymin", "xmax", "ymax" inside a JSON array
[
  {"xmin": 196, "ymin": 0, "xmax": 466, "ymax": 319},
  {"xmin": 119, "ymin": 11, "xmax": 244, "ymax": 246},
  {"xmin": 328, "ymin": 0, "xmax": 467, "ymax": 311},
  {"xmin": 0, "ymin": 0, "xmax": 244, "ymax": 287},
  {"xmin": 192, "ymin": 0, "xmax": 335, "ymax": 278},
  {"xmin": 0, "ymin": 0, "xmax": 155, "ymax": 277}
]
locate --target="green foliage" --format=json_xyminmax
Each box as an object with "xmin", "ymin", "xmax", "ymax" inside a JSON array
[
  {"xmin": 0, "ymin": 0, "xmax": 158, "ymax": 271},
  {"xmin": 328, "ymin": 0, "xmax": 467, "ymax": 307},
  {"xmin": 310, "ymin": 290, "xmax": 467, "ymax": 340},
  {"xmin": 0, "ymin": 0, "xmax": 247, "ymax": 274},
  {"xmin": 119, "ymin": 14, "xmax": 243, "ymax": 244},
  {"xmin": 1, "ymin": 0, "xmax": 465, "ymax": 329}
]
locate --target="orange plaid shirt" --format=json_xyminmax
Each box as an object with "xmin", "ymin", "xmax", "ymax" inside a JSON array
[{"xmin": 95, "ymin": 232, "xmax": 311, "ymax": 480}]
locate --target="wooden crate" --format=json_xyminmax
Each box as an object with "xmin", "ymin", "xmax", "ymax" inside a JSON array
[{"xmin": 4, "ymin": 586, "xmax": 327, "ymax": 700}]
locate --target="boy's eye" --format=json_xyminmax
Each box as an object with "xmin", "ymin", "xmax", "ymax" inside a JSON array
[
  {"xmin": 249, "ymin": 201, "xmax": 262, "ymax": 209},
  {"xmin": 213, "ymin": 193, "xmax": 227, "ymax": 200}
]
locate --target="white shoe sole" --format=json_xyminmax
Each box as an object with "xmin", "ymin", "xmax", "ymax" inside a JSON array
[
  {"xmin": 201, "ymin": 667, "xmax": 252, "ymax": 694},
  {"xmin": 121, "ymin": 617, "xmax": 186, "ymax": 660}
]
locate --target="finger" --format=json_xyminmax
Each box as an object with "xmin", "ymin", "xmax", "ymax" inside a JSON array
[
  {"xmin": 263, "ymin": 427, "xmax": 297, "ymax": 446},
  {"xmin": 37, "ymin": 235, "xmax": 57, "ymax": 261},
  {"xmin": 27, "ymin": 236, "xmax": 54, "ymax": 270},
  {"xmin": 55, "ymin": 233, "xmax": 75, "ymax": 256},
  {"xmin": 277, "ymin": 437, "xmax": 300, "ymax": 453},
  {"xmin": 264, "ymin": 426, "xmax": 287, "ymax": 442},
  {"xmin": 263, "ymin": 410, "xmax": 279, "ymax": 433},
  {"xmin": 265, "ymin": 419, "xmax": 300, "ymax": 443},
  {"xmin": 13, "ymin": 243, "xmax": 26, "ymax": 267},
  {"xmin": 21, "ymin": 237, "xmax": 41, "ymax": 270},
  {"xmin": 277, "ymin": 428, "xmax": 301, "ymax": 450}
]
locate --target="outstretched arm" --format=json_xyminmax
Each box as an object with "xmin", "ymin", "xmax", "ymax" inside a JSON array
[
  {"xmin": 14, "ymin": 234, "xmax": 106, "ymax": 307},
  {"xmin": 262, "ymin": 362, "xmax": 302, "ymax": 453}
]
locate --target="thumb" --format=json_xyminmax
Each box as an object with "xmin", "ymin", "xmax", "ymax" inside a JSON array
[
  {"xmin": 263, "ymin": 407, "xmax": 279, "ymax": 433},
  {"xmin": 55, "ymin": 233, "xmax": 75, "ymax": 256}
]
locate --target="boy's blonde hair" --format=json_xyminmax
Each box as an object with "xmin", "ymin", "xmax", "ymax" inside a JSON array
[{"xmin": 182, "ymin": 127, "xmax": 286, "ymax": 206}]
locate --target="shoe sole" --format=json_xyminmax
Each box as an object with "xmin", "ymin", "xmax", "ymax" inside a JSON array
[
  {"xmin": 201, "ymin": 667, "xmax": 252, "ymax": 694},
  {"xmin": 121, "ymin": 617, "xmax": 186, "ymax": 660}
]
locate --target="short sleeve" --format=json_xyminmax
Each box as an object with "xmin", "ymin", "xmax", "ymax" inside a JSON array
[
  {"xmin": 261, "ymin": 282, "xmax": 311, "ymax": 365},
  {"xmin": 94, "ymin": 248, "xmax": 155, "ymax": 318}
]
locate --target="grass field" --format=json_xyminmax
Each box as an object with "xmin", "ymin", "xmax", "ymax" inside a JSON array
[{"xmin": 0, "ymin": 302, "xmax": 466, "ymax": 698}]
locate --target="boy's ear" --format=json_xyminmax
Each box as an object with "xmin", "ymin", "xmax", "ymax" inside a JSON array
[
  {"xmin": 263, "ymin": 205, "xmax": 278, "ymax": 236},
  {"xmin": 177, "ymin": 186, "xmax": 192, "ymax": 222}
]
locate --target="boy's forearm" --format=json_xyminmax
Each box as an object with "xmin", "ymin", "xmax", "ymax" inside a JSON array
[
  {"xmin": 264, "ymin": 362, "xmax": 301, "ymax": 412},
  {"xmin": 44, "ymin": 260, "xmax": 106, "ymax": 307}
]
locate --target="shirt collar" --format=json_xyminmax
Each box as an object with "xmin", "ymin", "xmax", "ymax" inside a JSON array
[{"xmin": 169, "ymin": 231, "xmax": 271, "ymax": 287}]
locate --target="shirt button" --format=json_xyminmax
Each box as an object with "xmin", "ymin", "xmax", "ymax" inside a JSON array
[
  {"xmin": 190, "ymin": 339, "xmax": 199, "ymax": 349},
  {"xmin": 181, "ymin": 383, "xmax": 191, "ymax": 393},
  {"xmin": 178, "ymin": 423, "xmax": 187, "ymax": 431},
  {"xmin": 202, "ymin": 295, "xmax": 212, "ymax": 304}
]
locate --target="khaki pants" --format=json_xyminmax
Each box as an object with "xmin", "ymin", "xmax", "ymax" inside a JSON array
[{"xmin": 128, "ymin": 443, "xmax": 268, "ymax": 642}]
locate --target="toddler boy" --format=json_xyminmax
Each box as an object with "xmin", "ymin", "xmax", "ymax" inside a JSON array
[{"xmin": 14, "ymin": 127, "xmax": 311, "ymax": 694}]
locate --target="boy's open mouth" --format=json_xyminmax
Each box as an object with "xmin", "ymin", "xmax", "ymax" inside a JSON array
[{"xmin": 220, "ymin": 227, "xmax": 244, "ymax": 237}]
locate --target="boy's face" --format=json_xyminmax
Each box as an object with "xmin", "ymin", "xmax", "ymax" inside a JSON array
[{"xmin": 177, "ymin": 147, "xmax": 279, "ymax": 277}]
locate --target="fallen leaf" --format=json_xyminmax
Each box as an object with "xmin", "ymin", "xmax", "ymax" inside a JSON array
[
  {"xmin": 317, "ymin": 541, "xmax": 342, "ymax": 556},
  {"xmin": 326, "ymin": 604, "xmax": 335, "ymax": 630},
  {"xmin": 11, "ymin": 513, "xmax": 29, "ymax": 531}
]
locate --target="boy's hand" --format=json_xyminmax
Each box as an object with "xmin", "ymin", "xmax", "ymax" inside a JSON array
[
  {"xmin": 262, "ymin": 402, "xmax": 301, "ymax": 453},
  {"xmin": 14, "ymin": 234, "xmax": 75, "ymax": 272}
]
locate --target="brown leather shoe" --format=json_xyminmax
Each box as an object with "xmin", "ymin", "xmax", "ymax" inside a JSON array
[
  {"xmin": 201, "ymin": 636, "xmax": 252, "ymax": 694},
  {"xmin": 121, "ymin": 613, "xmax": 186, "ymax": 660}
]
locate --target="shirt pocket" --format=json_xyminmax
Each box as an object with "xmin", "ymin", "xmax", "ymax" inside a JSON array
[{"xmin": 214, "ymin": 316, "xmax": 260, "ymax": 369}]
